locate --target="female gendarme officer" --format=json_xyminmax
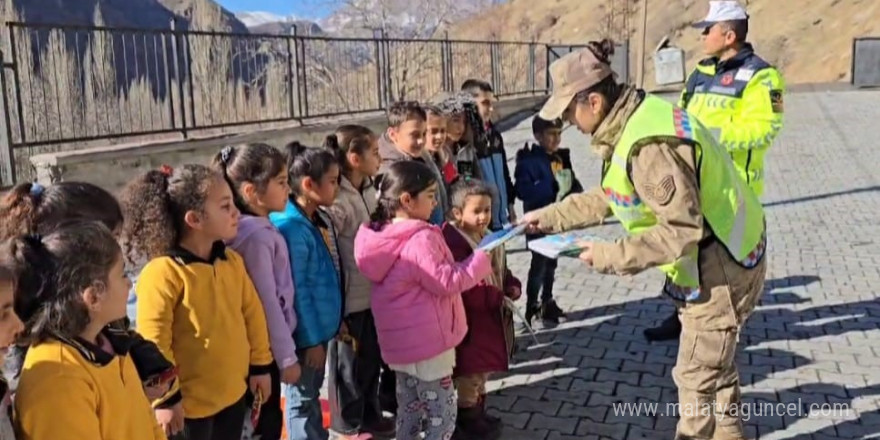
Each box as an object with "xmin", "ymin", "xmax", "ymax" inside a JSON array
[{"xmin": 522, "ymin": 39, "xmax": 767, "ymax": 440}]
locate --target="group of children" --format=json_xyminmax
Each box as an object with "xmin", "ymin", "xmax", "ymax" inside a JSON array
[{"xmin": 0, "ymin": 79, "xmax": 583, "ymax": 440}]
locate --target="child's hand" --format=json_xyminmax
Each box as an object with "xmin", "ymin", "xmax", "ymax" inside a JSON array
[
  {"xmin": 304, "ymin": 345, "xmax": 326, "ymax": 370},
  {"xmin": 155, "ymin": 402, "xmax": 185, "ymax": 437},
  {"xmin": 144, "ymin": 381, "xmax": 170, "ymax": 401},
  {"xmin": 337, "ymin": 321, "xmax": 350, "ymax": 339},
  {"xmin": 249, "ymin": 373, "xmax": 272, "ymax": 403},
  {"xmin": 280, "ymin": 363, "xmax": 302, "ymax": 385},
  {"xmin": 506, "ymin": 286, "xmax": 522, "ymax": 300}
]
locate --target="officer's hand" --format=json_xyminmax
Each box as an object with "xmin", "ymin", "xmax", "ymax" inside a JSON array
[
  {"xmin": 577, "ymin": 241, "xmax": 594, "ymax": 266},
  {"xmin": 520, "ymin": 210, "xmax": 549, "ymax": 234}
]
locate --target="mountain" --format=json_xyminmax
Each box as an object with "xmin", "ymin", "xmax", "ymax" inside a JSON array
[
  {"xmin": 4, "ymin": 0, "xmax": 248, "ymax": 32},
  {"xmin": 453, "ymin": 0, "xmax": 880, "ymax": 86}
]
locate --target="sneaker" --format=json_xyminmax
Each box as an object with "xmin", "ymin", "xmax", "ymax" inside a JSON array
[{"xmin": 541, "ymin": 300, "xmax": 565, "ymax": 324}]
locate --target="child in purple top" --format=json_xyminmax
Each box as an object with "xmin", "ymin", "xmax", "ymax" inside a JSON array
[{"xmin": 213, "ymin": 143, "xmax": 300, "ymax": 440}]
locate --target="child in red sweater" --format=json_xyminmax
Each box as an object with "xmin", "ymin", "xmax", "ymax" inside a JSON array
[{"xmin": 441, "ymin": 178, "xmax": 521, "ymax": 440}]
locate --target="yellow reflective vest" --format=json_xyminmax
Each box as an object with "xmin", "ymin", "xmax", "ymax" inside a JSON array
[
  {"xmin": 678, "ymin": 44, "xmax": 785, "ymax": 197},
  {"xmin": 602, "ymin": 94, "xmax": 767, "ymax": 302}
]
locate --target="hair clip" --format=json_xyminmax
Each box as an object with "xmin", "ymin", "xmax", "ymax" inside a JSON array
[
  {"xmin": 220, "ymin": 146, "xmax": 234, "ymax": 164},
  {"xmin": 30, "ymin": 182, "xmax": 45, "ymax": 198},
  {"xmin": 159, "ymin": 165, "xmax": 173, "ymax": 177}
]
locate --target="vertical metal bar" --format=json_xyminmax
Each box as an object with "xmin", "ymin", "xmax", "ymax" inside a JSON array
[
  {"xmin": 373, "ymin": 38, "xmax": 382, "ymax": 110},
  {"xmin": 143, "ymin": 32, "xmax": 156, "ymax": 130},
  {"xmin": 545, "ymin": 44, "xmax": 551, "ymax": 91},
  {"xmin": 0, "ymin": 50, "xmax": 17, "ymax": 185},
  {"xmin": 7, "ymin": 25, "xmax": 25, "ymax": 147},
  {"xmin": 74, "ymin": 31, "xmax": 85, "ymax": 138},
  {"xmin": 285, "ymin": 33, "xmax": 295, "ymax": 119},
  {"xmin": 132, "ymin": 32, "xmax": 146, "ymax": 132},
  {"xmin": 184, "ymin": 31, "xmax": 196, "ymax": 130},
  {"xmin": 170, "ymin": 19, "xmax": 186, "ymax": 137},
  {"xmin": 162, "ymin": 29, "xmax": 175, "ymax": 130},
  {"xmin": 121, "ymin": 31, "xmax": 133, "ymax": 134},
  {"xmin": 48, "ymin": 30, "xmax": 64, "ymax": 139},
  {"xmin": 36, "ymin": 31, "xmax": 52, "ymax": 143},
  {"xmin": 9, "ymin": 27, "xmax": 28, "ymax": 144},
  {"xmin": 528, "ymin": 42, "xmax": 536, "ymax": 93},
  {"xmin": 299, "ymin": 37, "xmax": 310, "ymax": 117}
]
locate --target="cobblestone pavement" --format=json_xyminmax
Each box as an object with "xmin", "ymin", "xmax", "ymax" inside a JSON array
[{"xmin": 488, "ymin": 91, "xmax": 880, "ymax": 440}]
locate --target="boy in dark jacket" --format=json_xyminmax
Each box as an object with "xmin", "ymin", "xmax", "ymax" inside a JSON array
[
  {"xmin": 514, "ymin": 116, "xmax": 583, "ymax": 325},
  {"xmin": 462, "ymin": 79, "xmax": 516, "ymax": 230},
  {"xmin": 442, "ymin": 179, "xmax": 521, "ymax": 440}
]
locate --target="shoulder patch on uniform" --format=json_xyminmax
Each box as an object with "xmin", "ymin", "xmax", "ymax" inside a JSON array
[
  {"xmin": 641, "ymin": 175, "xmax": 676, "ymax": 206},
  {"xmin": 770, "ymin": 89, "xmax": 784, "ymax": 113},
  {"xmin": 735, "ymin": 68, "xmax": 754, "ymax": 82}
]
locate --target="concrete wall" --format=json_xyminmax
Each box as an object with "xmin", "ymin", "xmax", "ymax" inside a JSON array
[{"xmin": 29, "ymin": 95, "xmax": 546, "ymax": 193}]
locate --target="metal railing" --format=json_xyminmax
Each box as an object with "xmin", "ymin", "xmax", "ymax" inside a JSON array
[{"xmin": 0, "ymin": 21, "xmax": 558, "ymax": 184}]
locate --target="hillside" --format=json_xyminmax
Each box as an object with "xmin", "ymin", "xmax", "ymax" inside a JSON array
[
  {"xmin": 4, "ymin": 0, "xmax": 248, "ymax": 32},
  {"xmin": 453, "ymin": 0, "xmax": 880, "ymax": 87}
]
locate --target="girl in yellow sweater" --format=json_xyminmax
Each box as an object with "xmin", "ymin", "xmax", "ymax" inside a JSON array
[
  {"xmin": 7, "ymin": 221, "xmax": 165, "ymax": 440},
  {"xmin": 120, "ymin": 164, "xmax": 274, "ymax": 440}
]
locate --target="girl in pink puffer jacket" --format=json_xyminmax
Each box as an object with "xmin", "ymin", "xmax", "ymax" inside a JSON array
[{"xmin": 354, "ymin": 161, "xmax": 492, "ymax": 440}]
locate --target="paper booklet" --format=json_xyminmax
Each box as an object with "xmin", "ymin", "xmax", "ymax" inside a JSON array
[
  {"xmin": 476, "ymin": 224, "xmax": 528, "ymax": 253},
  {"xmin": 527, "ymin": 230, "xmax": 606, "ymax": 259}
]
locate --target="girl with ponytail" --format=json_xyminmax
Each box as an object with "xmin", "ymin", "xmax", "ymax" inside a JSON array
[
  {"xmin": 322, "ymin": 126, "xmax": 396, "ymax": 439},
  {"xmin": 7, "ymin": 221, "xmax": 164, "ymax": 440},
  {"xmin": 270, "ymin": 142, "xmax": 343, "ymax": 440},
  {"xmin": 353, "ymin": 160, "xmax": 493, "ymax": 440},
  {"xmin": 0, "ymin": 181, "xmax": 174, "ymax": 403},
  {"xmin": 120, "ymin": 164, "xmax": 273, "ymax": 440},
  {"xmin": 211, "ymin": 143, "xmax": 294, "ymax": 440}
]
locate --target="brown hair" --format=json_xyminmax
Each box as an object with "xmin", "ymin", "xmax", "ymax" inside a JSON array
[
  {"xmin": 4, "ymin": 221, "xmax": 120, "ymax": 344},
  {"xmin": 211, "ymin": 143, "xmax": 286, "ymax": 214},
  {"xmin": 323, "ymin": 125, "xmax": 376, "ymax": 175},
  {"xmin": 573, "ymin": 39, "xmax": 624, "ymax": 114},
  {"xmin": 0, "ymin": 182, "xmax": 122, "ymax": 241},
  {"xmin": 386, "ymin": 101, "xmax": 426, "ymax": 128},
  {"xmin": 119, "ymin": 164, "xmax": 221, "ymax": 264}
]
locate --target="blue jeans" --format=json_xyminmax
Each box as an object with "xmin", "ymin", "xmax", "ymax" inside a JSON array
[{"xmin": 283, "ymin": 347, "xmax": 328, "ymax": 440}]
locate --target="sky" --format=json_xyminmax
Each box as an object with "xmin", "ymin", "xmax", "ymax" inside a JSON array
[{"xmin": 217, "ymin": 0, "xmax": 335, "ymax": 19}]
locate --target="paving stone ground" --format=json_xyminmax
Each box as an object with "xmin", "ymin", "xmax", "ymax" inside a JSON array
[{"xmin": 486, "ymin": 90, "xmax": 880, "ymax": 440}]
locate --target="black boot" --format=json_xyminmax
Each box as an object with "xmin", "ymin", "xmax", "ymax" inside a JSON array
[
  {"xmin": 643, "ymin": 311, "xmax": 682, "ymax": 342},
  {"xmin": 479, "ymin": 394, "xmax": 502, "ymax": 431},
  {"xmin": 524, "ymin": 303, "xmax": 540, "ymax": 326},
  {"xmin": 455, "ymin": 406, "xmax": 501, "ymax": 440},
  {"xmin": 541, "ymin": 300, "xmax": 565, "ymax": 325}
]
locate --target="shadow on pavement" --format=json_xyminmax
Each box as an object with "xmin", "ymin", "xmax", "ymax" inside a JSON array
[{"xmin": 486, "ymin": 274, "xmax": 880, "ymax": 439}]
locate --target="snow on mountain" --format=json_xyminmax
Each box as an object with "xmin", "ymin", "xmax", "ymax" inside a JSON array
[{"xmin": 235, "ymin": 11, "xmax": 300, "ymax": 28}]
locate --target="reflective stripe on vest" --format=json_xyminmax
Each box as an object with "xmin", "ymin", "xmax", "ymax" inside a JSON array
[{"xmin": 601, "ymin": 94, "xmax": 767, "ymax": 302}]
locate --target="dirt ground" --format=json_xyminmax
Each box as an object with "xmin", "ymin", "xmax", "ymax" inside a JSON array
[{"xmin": 453, "ymin": 0, "xmax": 880, "ymax": 88}]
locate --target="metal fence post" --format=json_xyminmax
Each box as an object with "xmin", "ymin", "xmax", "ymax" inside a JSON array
[
  {"xmin": 169, "ymin": 18, "xmax": 187, "ymax": 138},
  {"xmin": 489, "ymin": 41, "xmax": 499, "ymax": 94},
  {"xmin": 441, "ymin": 31, "xmax": 451, "ymax": 92},
  {"xmin": 527, "ymin": 42, "xmax": 536, "ymax": 93},
  {"xmin": 183, "ymin": 31, "xmax": 196, "ymax": 131},
  {"xmin": 0, "ymin": 49, "xmax": 15, "ymax": 186},
  {"xmin": 286, "ymin": 26, "xmax": 299, "ymax": 119}
]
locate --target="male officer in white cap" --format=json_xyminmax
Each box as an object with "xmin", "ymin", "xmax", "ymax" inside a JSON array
[{"xmin": 644, "ymin": 0, "xmax": 784, "ymax": 343}]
